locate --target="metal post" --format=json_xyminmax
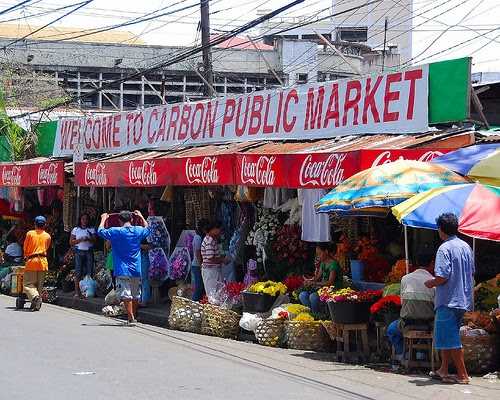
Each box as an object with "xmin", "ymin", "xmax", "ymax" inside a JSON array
[
  {"xmin": 404, "ymin": 225, "xmax": 409, "ymax": 274},
  {"xmin": 76, "ymin": 186, "xmax": 81, "ymax": 219},
  {"xmin": 382, "ymin": 17, "xmax": 388, "ymax": 72}
]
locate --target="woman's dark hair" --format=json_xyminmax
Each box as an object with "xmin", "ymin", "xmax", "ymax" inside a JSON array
[
  {"xmin": 317, "ymin": 242, "xmax": 337, "ymax": 254},
  {"xmin": 436, "ymin": 213, "xmax": 459, "ymax": 236},
  {"xmin": 206, "ymin": 220, "xmax": 223, "ymax": 232},
  {"xmin": 78, "ymin": 213, "xmax": 90, "ymax": 228},
  {"xmin": 196, "ymin": 218, "xmax": 210, "ymax": 236}
]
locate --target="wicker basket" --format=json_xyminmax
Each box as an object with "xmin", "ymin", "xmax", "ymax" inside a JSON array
[
  {"xmin": 255, "ymin": 319, "xmax": 285, "ymax": 347},
  {"xmin": 462, "ymin": 334, "xmax": 498, "ymax": 374},
  {"xmin": 168, "ymin": 296, "xmax": 204, "ymax": 333},
  {"xmin": 201, "ymin": 303, "xmax": 241, "ymax": 339},
  {"xmin": 285, "ymin": 321, "xmax": 332, "ymax": 352},
  {"xmin": 321, "ymin": 321, "xmax": 338, "ymax": 342}
]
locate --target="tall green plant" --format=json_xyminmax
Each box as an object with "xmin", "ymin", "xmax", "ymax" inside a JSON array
[{"xmin": 0, "ymin": 88, "xmax": 35, "ymax": 161}]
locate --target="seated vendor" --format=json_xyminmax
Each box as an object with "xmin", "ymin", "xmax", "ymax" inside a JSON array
[
  {"xmin": 3, "ymin": 233, "xmax": 23, "ymax": 264},
  {"xmin": 299, "ymin": 243, "xmax": 342, "ymax": 314},
  {"xmin": 386, "ymin": 253, "xmax": 435, "ymax": 360}
]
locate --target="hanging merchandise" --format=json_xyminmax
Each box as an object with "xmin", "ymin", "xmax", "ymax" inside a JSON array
[
  {"xmin": 298, "ymin": 189, "xmax": 330, "ymax": 242},
  {"xmin": 147, "ymin": 216, "xmax": 171, "ymax": 254},
  {"xmin": 9, "ymin": 188, "xmax": 24, "ymax": 213},
  {"xmin": 63, "ymin": 180, "xmax": 75, "ymax": 232},
  {"xmin": 160, "ymin": 186, "xmax": 174, "ymax": 202},
  {"xmin": 184, "ymin": 188, "xmax": 213, "ymax": 228},
  {"xmin": 279, "ymin": 198, "xmax": 301, "ymax": 226},
  {"xmin": 234, "ymin": 186, "xmax": 260, "ymax": 203}
]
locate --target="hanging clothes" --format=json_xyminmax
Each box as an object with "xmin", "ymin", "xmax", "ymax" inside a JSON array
[{"xmin": 298, "ymin": 189, "xmax": 330, "ymax": 242}]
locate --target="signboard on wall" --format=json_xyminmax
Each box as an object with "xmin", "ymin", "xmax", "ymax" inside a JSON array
[{"xmin": 0, "ymin": 161, "xmax": 65, "ymax": 187}]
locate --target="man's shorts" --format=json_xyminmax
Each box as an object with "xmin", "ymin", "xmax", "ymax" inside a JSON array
[
  {"xmin": 116, "ymin": 276, "xmax": 141, "ymax": 301},
  {"xmin": 434, "ymin": 306, "xmax": 465, "ymax": 350}
]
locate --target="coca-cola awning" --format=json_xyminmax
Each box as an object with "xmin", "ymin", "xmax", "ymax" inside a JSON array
[
  {"xmin": 0, "ymin": 160, "xmax": 65, "ymax": 187},
  {"xmin": 74, "ymin": 148, "xmax": 450, "ymax": 188}
]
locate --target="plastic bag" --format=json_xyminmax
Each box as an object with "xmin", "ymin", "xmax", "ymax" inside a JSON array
[
  {"xmin": 104, "ymin": 289, "xmax": 120, "ymax": 306},
  {"xmin": 239, "ymin": 312, "xmax": 263, "ymax": 332},
  {"xmin": 79, "ymin": 275, "xmax": 96, "ymax": 298}
]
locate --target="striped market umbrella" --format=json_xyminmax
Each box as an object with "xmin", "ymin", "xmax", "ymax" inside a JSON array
[
  {"xmin": 392, "ymin": 183, "xmax": 500, "ymax": 241},
  {"xmin": 432, "ymin": 143, "xmax": 500, "ymax": 186},
  {"xmin": 315, "ymin": 160, "xmax": 468, "ymax": 215}
]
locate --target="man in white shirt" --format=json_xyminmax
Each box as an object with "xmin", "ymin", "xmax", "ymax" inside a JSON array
[
  {"xmin": 70, "ymin": 214, "xmax": 96, "ymax": 297},
  {"xmin": 4, "ymin": 233, "xmax": 22, "ymax": 264},
  {"xmin": 387, "ymin": 253, "xmax": 436, "ymax": 359}
]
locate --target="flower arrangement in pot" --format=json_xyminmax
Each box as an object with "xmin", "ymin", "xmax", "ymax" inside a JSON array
[
  {"xmin": 242, "ymin": 280, "xmax": 287, "ymax": 313},
  {"xmin": 319, "ymin": 287, "xmax": 382, "ymax": 324},
  {"xmin": 370, "ymin": 295, "xmax": 402, "ymax": 325}
]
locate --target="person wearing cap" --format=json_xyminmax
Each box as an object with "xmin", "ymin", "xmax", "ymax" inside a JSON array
[
  {"xmin": 22, "ymin": 216, "xmax": 51, "ymax": 311},
  {"xmin": 97, "ymin": 210, "xmax": 150, "ymax": 325}
]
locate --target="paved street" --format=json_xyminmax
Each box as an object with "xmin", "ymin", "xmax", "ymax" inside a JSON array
[{"xmin": 1, "ymin": 295, "xmax": 498, "ymax": 400}]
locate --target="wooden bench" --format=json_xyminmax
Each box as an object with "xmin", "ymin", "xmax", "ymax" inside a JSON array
[{"xmin": 335, "ymin": 323, "xmax": 370, "ymax": 363}]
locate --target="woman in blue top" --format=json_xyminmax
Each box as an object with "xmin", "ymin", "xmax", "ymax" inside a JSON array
[{"xmin": 191, "ymin": 219, "xmax": 209, "ymax": 301}]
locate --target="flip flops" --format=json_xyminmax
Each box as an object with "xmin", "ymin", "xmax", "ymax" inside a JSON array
[
  {"xmin": 442, "ymin": 376, "xmax": 470, "ymax": 385},
  {"xmin": 429, "ymin": 371, "xmax": 446, "ymax": 381}
]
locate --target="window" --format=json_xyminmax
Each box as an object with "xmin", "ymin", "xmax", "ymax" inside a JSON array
[
  {"xmin": 297, "ymin": 73, "xmax": 308, "ymax": 84},
  {"xmin": 337, "ymin": 27, "xmax": 368, "ymax": 42}
]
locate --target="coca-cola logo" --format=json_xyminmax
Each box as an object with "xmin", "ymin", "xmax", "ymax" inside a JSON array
[
  {"xmin": 240, "ymin": 156, "xmax": 276, "ymax": 186},
  {"xmin": 37, "ymin": 163, "xmax": 59, "ymax": 185},
  {"xmin": 185, "ymin": 157, "xmax": 219, "ymax": 184},
  {"xmin": 129, "ymin": 161, "xmax": 158, "ymax": 186},
  {"xmin": 1, "ymin": 166, "xmax": 22, "ymax": 186},
  {"xmin": 84, "ymin": 163, "xmax": 108, "ymax": 186},
  {"xmin": 299, "ymin": 154, "xmax": 346, "ymax": 187},
  {"xmin": 371, "ymin": 150, "xmax": 444, "ymax": 167}
]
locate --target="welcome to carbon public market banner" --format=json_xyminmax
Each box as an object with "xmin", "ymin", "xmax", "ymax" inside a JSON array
[{"xmin": 54, "ymin": 65, "xmax": 429, "ymax": 157}]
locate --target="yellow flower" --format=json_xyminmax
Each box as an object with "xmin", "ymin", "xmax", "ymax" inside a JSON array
[
  {"xmin": 284, "ymin": 304, "xmax": 310, "ymax": 314},
  {"xmin": 293, "ymin": 312, "xmax": 315, "ymax": 322}
]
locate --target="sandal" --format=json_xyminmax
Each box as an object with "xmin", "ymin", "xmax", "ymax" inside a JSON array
[
  {"xmin": 429, "ymin": 371, "xmax": 447, "ymax": 381},
  {"xmin": 442, "ymin": 376, "xmax": 470, "ymax": 385}
]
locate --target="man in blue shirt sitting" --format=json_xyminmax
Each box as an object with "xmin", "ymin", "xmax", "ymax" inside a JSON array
[
  {"xmin": 98, "ymin": 210, "xmax": 150, "ymax": 325},
  {"xmin": 425, "ymin": 213, "xmax": 474, "ymax": 385}
]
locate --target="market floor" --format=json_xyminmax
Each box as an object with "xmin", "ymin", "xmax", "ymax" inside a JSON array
[{"xmin": 1, "ymin": 295, "xmax": 497, "ymax": 400}]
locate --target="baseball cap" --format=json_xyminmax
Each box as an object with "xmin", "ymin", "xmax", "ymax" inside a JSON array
[{"xmin": 34, "ymin": 215, "xmax": 47, "ymax": 225}]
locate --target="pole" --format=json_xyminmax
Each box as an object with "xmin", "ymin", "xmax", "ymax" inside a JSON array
[
  {"xmin": 382, "ymin": 17, "xmax": 388, "ymax": 72},
  {"xmin": 200, "ymin": 0, "xmax": 215, "ymax": 97},
  {"xmin": 472, "ymin": 238, "xmax": 476, "ymax": 262},
  {"xmin": 404, "ymin": 225, "xmax": 409, "ymax": 274},
  {"xmin": 76, "ymin": 186, "xmax": 81, "ymax": 220}
]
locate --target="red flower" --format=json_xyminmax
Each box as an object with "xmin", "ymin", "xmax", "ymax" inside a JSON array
[
  {"xmin": 370, "ymin": 295, "xmax": 402, "ymax": 314},
  {"xmin": 283, "ymin": 275, "xmax": 304, "ymax": 292}
]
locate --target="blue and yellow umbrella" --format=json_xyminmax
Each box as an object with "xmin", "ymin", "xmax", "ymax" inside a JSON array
[{"xmin": 316, "ymin": 160, "xmax": 468, "ymax": 215}]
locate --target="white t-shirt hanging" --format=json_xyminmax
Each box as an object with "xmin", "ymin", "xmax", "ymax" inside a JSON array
[
  {"xmin": 71, "ymin": 227, "xmax": 96, "ymax": 251},
  {"xmin": 299, "ymin": 189, "xmax": 331, "ymax": 242}
]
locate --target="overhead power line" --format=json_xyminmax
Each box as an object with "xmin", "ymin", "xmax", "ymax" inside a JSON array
[
  {"xmin": 2, "ymin": 0, "xmax": 95, "ymax": 49},
  {"xmin": 0, "ymin": 0, "xmax": 35, "ymax": 16}
]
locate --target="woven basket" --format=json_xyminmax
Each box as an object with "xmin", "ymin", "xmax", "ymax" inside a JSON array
[
  {"xmin": 462, "ymin": 334, "xmax": 498, "ymax": 374},
  {"xmin": 201, "ymin": 304, "xmax": 241, "ymax": 339},
  {"xmin": 255, "ymin": 319, "xmax": 285, "ymax": 347},
  {"xmin": 285, "ymin": 321, "xmax": 332, "ymax": 352},
  {"xmin": 321, "ymin": 321, "xmax": 338, "ymax": 342},
  {"xmin": 168, "ymin": 296, "xmax": 204, "ymax": 333}
]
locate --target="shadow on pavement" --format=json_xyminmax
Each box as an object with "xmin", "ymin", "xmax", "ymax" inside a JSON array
[{"xmin": 81, "ymin": 322, "xmax": 128, "ymax": 327}]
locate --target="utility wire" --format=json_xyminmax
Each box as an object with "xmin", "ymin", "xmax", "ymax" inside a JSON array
[
  {"xmin": 2, "ymin": 0, "xmax": 95, "ymax": 49},
  {"xmin": 0, "ymin": 0, "xmax": 35, "ymax": 16}
]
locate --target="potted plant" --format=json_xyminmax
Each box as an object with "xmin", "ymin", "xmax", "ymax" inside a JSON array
[
  {"xmin": 370, "ymin": 295, "xmax": 402, "ymax": 325},
  {"xmin": 242, "ymin": 280, "xmax": 287, "ymax": 313},
  {"xmin": 319, "ymin": 287, "xmax": 382, "ymax": 324}
]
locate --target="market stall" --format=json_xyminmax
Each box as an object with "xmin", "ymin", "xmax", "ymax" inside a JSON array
[{"xmin": 0, "ymin": 159, "xmax": 66, "ymax": 297}]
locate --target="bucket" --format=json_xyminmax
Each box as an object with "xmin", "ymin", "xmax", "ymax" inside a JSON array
[{"xmin": 350, "ymin": 260, "xmax": 364, "ymax": 281}]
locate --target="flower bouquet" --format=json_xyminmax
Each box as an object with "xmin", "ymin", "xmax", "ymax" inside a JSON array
[
  {"xmin": 148, "ymin": 248, "xmax": 170, "ymax": 281},
  {"xmin": 370, "ymin": 295, "xmax": 401, "ymax": 324},
  {"xmin": 386, "ymin": 259, "xmax": 409, "ymax": 284},
  {"xmin": 246, "ymin": 208, "xmax": 280, "ymax": 264},
  {"xmin": 168, "ymin": 247, "xmax": 191, "ymax": 281},
  {"xmin": 283, "ymin": 275, "xmax": 305, "ymax": 294},
  {"xmin": 272, "ymin": 225, "xmax": 308, "ymax": 267}
]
